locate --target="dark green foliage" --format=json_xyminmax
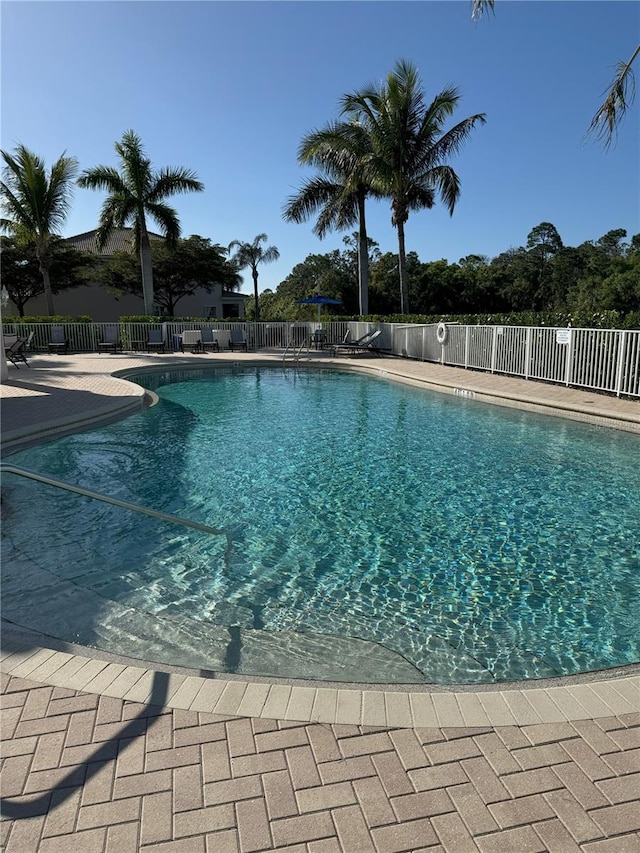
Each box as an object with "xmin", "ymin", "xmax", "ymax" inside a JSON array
[
  {"xmin": 7, "ymin": 315, "xmax": 92, "ymax": 323},
  {"xmin": 258, "ymin": 223, "xmax": 639, "ymax": 328},
  {"xmin": 95, "ymin": 235, "xmax": 240, "ymax": 317},
  {"xmin": 1, "ymin": 235, "xmax": 94, "ymax": 316}
]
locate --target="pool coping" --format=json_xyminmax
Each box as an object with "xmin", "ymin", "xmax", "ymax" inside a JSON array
[{"xmin": 1, "ymin": 351, "xmax": 639, "ymax": 727}]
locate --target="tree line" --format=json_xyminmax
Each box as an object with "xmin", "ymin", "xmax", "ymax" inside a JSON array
[{"xmin": 256, "ymin": 225, "xmax": 640, "ymax": 328}]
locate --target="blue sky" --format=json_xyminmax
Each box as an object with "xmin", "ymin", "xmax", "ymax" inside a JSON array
[{"xmin": 2, "ymin": 1, "xmax": 638, "ymax": 296}]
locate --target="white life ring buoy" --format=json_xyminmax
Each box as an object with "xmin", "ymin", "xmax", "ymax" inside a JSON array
[{"xmin": 436, "ymin": 322, "xmax": 448, "ymax": 345}]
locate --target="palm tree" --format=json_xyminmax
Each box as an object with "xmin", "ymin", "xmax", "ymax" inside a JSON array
[
  {"xmin": 227, "ymin": 234, "xmax": 280, "ymax": 321},
  {"xmin": 283, "ymin": 120, "xmax": 379, "ymax": 315},
  {"xmin": 1, "ymin": 144, "xmax": 78, "ymax": 315},
  {"xmin": 78, "ymin": 130, "xmax": 203, "ymax": 315},
  {"xmin": 342, "ymin": 59, "xmax": 486, "ymax": 314}
]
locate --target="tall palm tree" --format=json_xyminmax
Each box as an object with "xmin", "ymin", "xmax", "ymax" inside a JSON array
[
  {"xmin": 283, "ymin": 120, "xmax": 378, "ymax": 315},
  {"xmin": 78, "ymin": 130, "xmax": 204, "ymax": 315},
  {"xmin": 227, "ymin": 234, "xmax": 280, "ymax": 321},
  {"xmin": 1, "ymin": 144, "xmax": 78, "ymax": 315},
  {"xmin": 342, "ymin": 59, "xmax": 486, "ymax": 314}
]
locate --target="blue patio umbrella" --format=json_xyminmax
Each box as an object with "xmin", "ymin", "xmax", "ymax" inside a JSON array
[{"xmin": 297, "ymin": 293, "xmax": 342, "ymax": 321}]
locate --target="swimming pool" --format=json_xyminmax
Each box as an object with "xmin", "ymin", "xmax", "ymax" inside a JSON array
[{"xmin": 2, "ymin": 366, "xmax": 639, "ymax": 684}]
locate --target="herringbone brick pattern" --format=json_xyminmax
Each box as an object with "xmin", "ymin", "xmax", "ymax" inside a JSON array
[{"xmin": 1, "ymin": 674, "xmax": 639, "ymax": 852}]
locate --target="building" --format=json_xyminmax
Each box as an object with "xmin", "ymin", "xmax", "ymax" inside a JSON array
[{"xmin": 15, "ymin": 228, "xmax": 248, "ymax": 321}]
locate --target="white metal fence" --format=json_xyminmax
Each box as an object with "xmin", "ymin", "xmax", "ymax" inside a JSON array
[
  {"xmin": 3, "ymin": 320, "xmax": 639, "ymax": 398},
  {"xmin": 383, "ymin": 323, "xmax": 639, "ymax": 398}
]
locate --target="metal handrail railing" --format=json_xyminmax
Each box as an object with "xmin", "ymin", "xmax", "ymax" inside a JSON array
[
  {"xmin": 282, "ymin": 335, "xmax": 311, "ymax": 362},
  {"xmin": 0, "ymin": 463, "xmax": 233, "ymax": 564},
  {"xmin": 282, "ymin": 339, "xmax": 294, "ymax": 362},
  {"xmin": 293, "ymin": 337, "xmax": 311, "ymax": 361}
]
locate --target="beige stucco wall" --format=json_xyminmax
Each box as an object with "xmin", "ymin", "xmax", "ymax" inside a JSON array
[{"xmin": 8, "ymin": 284, "xmax": 247, "ymax": 321}]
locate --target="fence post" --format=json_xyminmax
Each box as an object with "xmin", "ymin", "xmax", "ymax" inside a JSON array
[
  {"xmin": 565, "ymin": 328, "xmax": 574, "ymax": 387},
  {"xmin": 614, "ymin": 330, "xmax": 627, "ymax": 397},
  {"xmin": 524, "ymin": 327, "xmax": 531, "ymax": 380},
  {"xmin": 490, "ymin": 326, "xmax": 497, "ymax": 373},
  {"xmin": 464, "ymin": 326, "xmax": 470, "ymax": 369}
]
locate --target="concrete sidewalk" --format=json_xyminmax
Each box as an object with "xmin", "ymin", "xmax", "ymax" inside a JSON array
[{"xmin": 1, "ymin": 352, "xmax": 639, "ymax": 851}]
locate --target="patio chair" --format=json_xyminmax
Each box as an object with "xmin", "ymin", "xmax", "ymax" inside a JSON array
[
  {"xmin": 330, "ymin": 329, "xmax": 384, "ymax": 356},
  {"xmin": 228, "ymin": 328, "xmax": 247, "ymax": 352},
  {"xmin": 48, "ymin": 325, "xmax": 69, "ymax": 354},
  {"xmin": 5, "ymin": 336, "xmax": 31, "ymax": 368},
  {"xmin": 98, "ymin": 325, "xmax": 120, "ymax": 354},
  {"xmin": 201, "ymin": 328, "xmax": 220, "ymax": 352},
  {"xmin": 146, "ymin": 329, "xmax": 166, "ymax": 352},
  {"xmin": 181, "ymin": 330, "xmax": 203, "ymax": 353}
]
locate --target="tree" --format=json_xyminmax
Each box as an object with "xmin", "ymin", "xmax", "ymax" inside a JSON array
[
  {"xmin": 1, "ymin": 144, "xmax": 78, "ymax": 315},
  {"xmin": 470, "ymin": 0, "xmax": 638, "ymax": 148},
  {"xmin": 283, "ymin": 120, "xmax": 380, "ymax": 315},
  {"xmin": 78, "ymin": 130, "xmax": 204, "ymax": 316},
  {"xmin": 96, "ymin": 235, "xmax": 241, "ymax": 316},
  {"xmin": 254, "ymin": 249, "xmax": 357, "ymax": 321},
  {"xmin": 526, "ymin": 222, "xmax": 563, "ymax": 308},
  {"xmin": 227, "ymin": 234, "xmax": 279, "ymax": 321},
  {"xmin": 596, "ymin": 229, "xmax": 628, "ymax": 258},
  {"xmin": 342, "ymin": 59, "xmax": 486, "ymax": 314},
  {"xmin": 0, "ymin": 236, "xmax": 94, "ymax": 316}
]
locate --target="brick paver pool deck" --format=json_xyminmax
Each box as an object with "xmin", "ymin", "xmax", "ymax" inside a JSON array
[{"xmin": 1, "ymin": 351, "xmax": 639, "ymax": 851}]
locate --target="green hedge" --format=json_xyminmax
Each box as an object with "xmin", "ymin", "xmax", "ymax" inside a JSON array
[
  {"xmin": 5, "ymin": 311, "xmax": 639, "ymax": 329},
  {"xmin": 4, "ymin": 315, "xmax": 93, "ymax": 324},
  {"xmin": 355, "ymin": 310, "xmax": 640, "ymax": 330}
]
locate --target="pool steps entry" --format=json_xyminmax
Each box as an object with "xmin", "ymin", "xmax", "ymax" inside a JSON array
[
  {"xmin": 282, "ymin": 336, "xmax": 312, "ymax": 362},
  {"xmin": 0, "ymin": 464, "xmax": 233, "ymax": 565}
]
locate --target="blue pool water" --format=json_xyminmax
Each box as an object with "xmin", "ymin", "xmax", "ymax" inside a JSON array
[{"xmin": 2, "ymin": 366, "xmax": 639, "ymax": 684}]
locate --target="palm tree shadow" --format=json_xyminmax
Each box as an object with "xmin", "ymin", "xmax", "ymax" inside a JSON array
[{"xmin": 0, "ymin": 668, "xmax": 170, "ymax": 819}]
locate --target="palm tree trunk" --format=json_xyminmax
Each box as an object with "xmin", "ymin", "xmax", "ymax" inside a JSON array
[
  {"xmin": 397, "ymin": 221, "xmax": 410, "ymax": 315},
  {"xmin": 252, "ymin": 269, "xmax": 260, "ymax": 322},
  {"xmin": 40, "ymin": 263, "xmax": 55, "ymax": 316},
  {"xmin": 140, "ymin": 233, "xmax": 154, "ymax": 316},
  {"xmin": 357, "ymin": 193, "xmax": 369, "ymax": 316}
]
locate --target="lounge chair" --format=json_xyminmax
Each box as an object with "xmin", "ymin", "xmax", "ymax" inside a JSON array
[
  {"xmin": 98, "ymin": 325, "xmax": 120, "ymax": 354},
  {"xmin": 330, "ymin": 329, "xmax": 384, "ymax": 356},
  {"xmin": 201, "ymin": 328, "xmax": 220, "ymax": 352},
  {"xmin": 5, "ymin": 335, "xmax": 31, "ymax": 368},
  {"xmin": 181, "ymin": 330, "xmax": 203, "ymax": 353},
  {"xmin": 48, "ymin": 325, "xmax": 68, "ymax": 354},
  {"xmin": 228, "ymin": 328, "xmax": 247, "ymax": 352},
  {"xmin": 146, "ymin": 329, "xmax": 166, "ymax": 352}
]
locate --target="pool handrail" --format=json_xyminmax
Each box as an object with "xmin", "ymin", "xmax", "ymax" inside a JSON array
[{"xmin": 0, "ymin": 463, "xmax": 233, "ymax": 562}]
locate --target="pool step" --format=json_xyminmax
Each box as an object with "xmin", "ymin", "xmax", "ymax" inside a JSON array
[{"xmin": 1, "ymin": 553, "xmax": 428, "ymax": 683}]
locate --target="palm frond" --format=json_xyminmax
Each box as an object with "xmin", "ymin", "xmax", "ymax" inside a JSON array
[
  {"xmin": 415, "ymin": 112, "xmax": 487, "ymax": 170},
  {"xmin": 428, "ymin": 165, "xmax": 461, "ymax": 215},
  {"xmin": 471, "ymin": 0, "xmax": 494, "ymax": 21},
  {"xmin": 587, "ymin": 44, "xmax": 639, "ymax": 149},
  {"xmin": 149, "ymin": 167, "xmax": 204, "ymax": 202},
  {"xmin": 77, "ymin": 165, "xmax": 126, "ymax": 193},
  {"xmin": 283, "ymin": 177, "xmax": 358, "ymax": 238},
  {"xmin": 1, "ymin": 145, "xmax": 77, "ymax": 239},
  {"xmin": 146, "ymin": 202, "xmax": 181, "ymax": 245}
]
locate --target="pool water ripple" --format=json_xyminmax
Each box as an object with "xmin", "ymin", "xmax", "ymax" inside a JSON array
[{"xmin": 2, "ymin": 366, "xmax": 639, "ymax": 684}]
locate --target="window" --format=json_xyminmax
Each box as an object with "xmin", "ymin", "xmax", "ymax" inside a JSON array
[{"xmin": 223, "ymin": 303, "xmax": 240, "ymax": 319}]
